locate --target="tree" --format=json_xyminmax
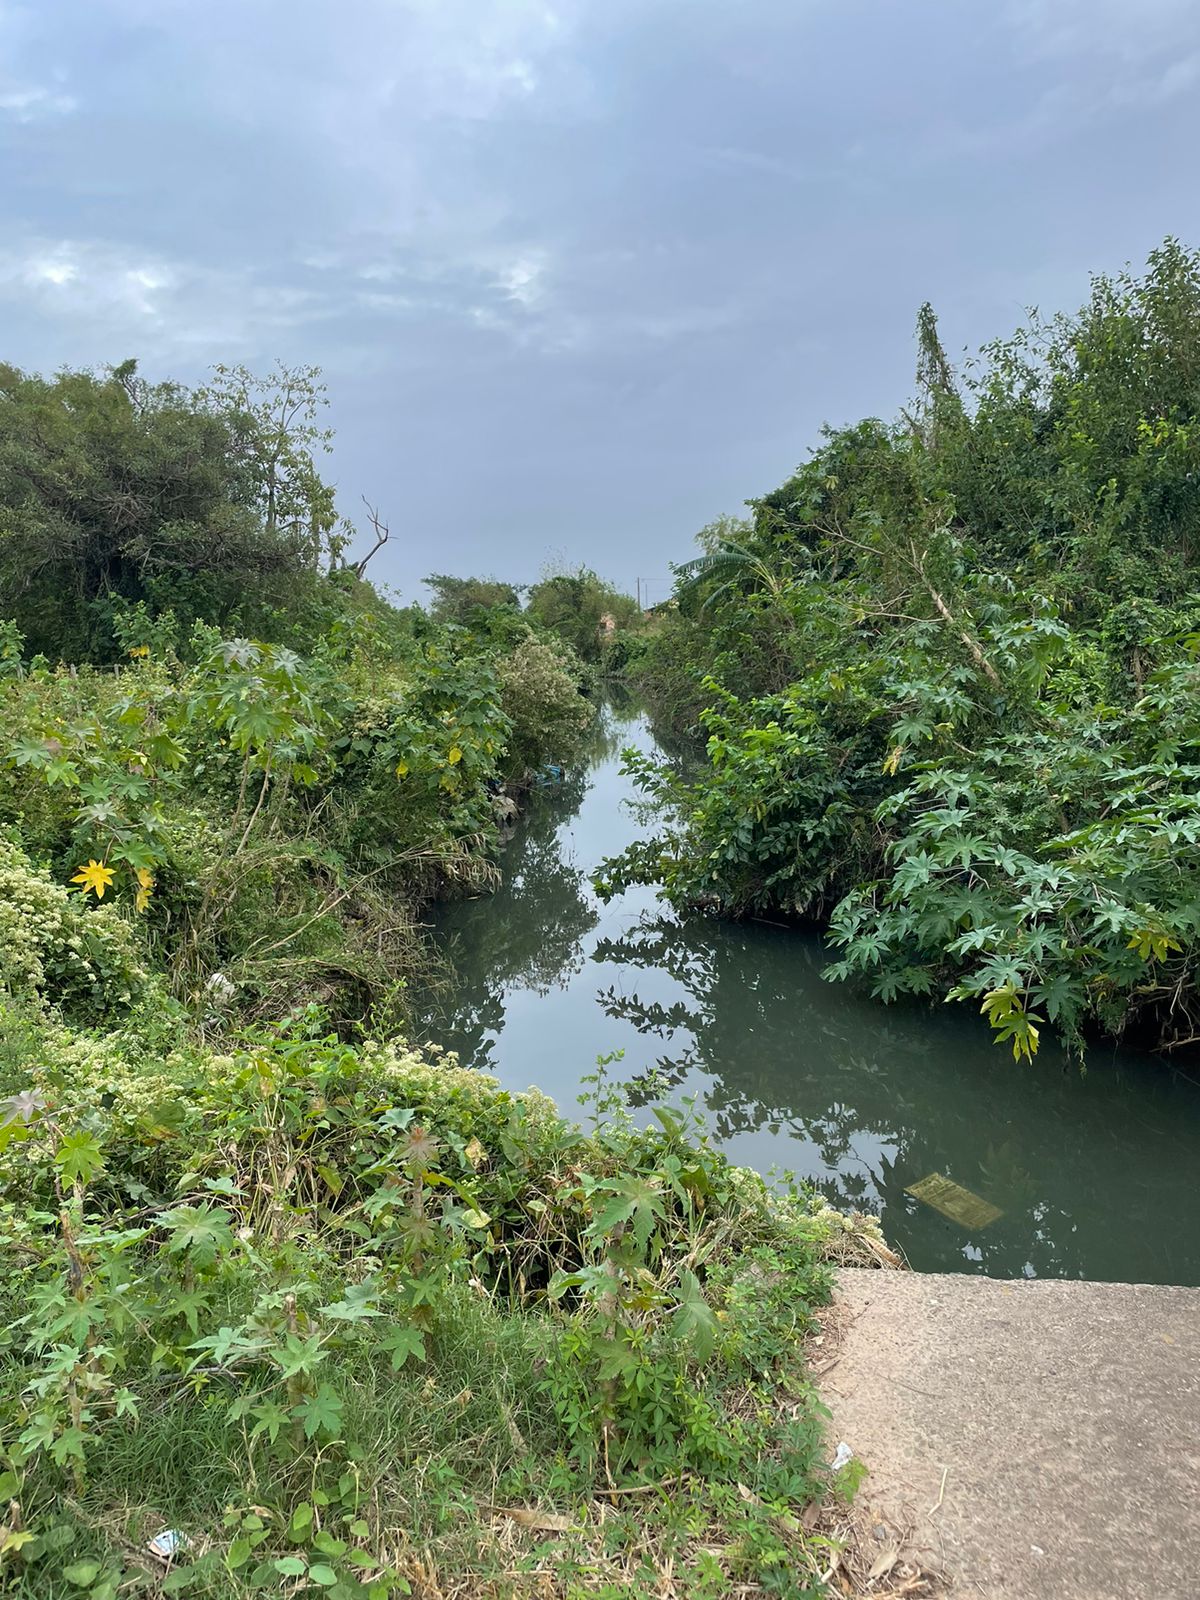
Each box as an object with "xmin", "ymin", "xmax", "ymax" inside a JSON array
[
  {"xmin": 525, "ymin": 566, "xmax": 642, "ymax": 663},
  {"xmin": 672, "ymin": 517, "xmax": 790, "ymax": 613},
  {"xmin": 197, "ymin": 362, "xmax": 352, "ymax": 571},
  {"xmin": 911, "ymin": 301, "xmax": 962, "ymax": 448},
  {"xmin": 0, "ymin": 360, "xmax": 354, "ymax": 661},
  {"xmin": 608, "ymin": 239, "xmax": 1200, "ymax": 1059},
  {"xmin": 424, "ymin": 574, "xmax": 522, "ymax": 625}
]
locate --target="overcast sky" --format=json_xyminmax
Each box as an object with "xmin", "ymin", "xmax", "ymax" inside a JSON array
[{"xmin": 2, "ymin": 1, "xmax": 1199, "ymax": 601}]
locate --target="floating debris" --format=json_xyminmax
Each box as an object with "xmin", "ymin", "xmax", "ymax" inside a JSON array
[{"xmin": 906, "ymin": 1172, "xmax": 1003, "ymax": 1229}]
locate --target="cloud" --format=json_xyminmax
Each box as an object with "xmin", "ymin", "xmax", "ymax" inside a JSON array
[
  {"xmin": 1004, "ymin": 0, "xmax": 1199, "ymax": 63},
  {"xmin": 100, "ymin": 0, "xmax": 583, "ymax": 125},
  {"xmin": 496, "ymin": 252, "xmax": 549, "ymax": 310},
  {"xmin": 293, "ymin": 239, "xmax": 555, "ymax": 345},
  {"xmin": 346, "ymin": 0, "xmax": 582, "ymax": 120},
  {"xmin": 0, "ymin": 0, "xmax": 78, "ymax": 121},
  {"xmin": 1108, "ymin": 51, "xmax": 1200, "ymax": 109},
  {"xmin": 0, "ymin": 230, "xmax": 568, "ymax": 365},
  {"xmin": 0, "ymin": 0, "xmax": 1199, "ymax": 593},
  {"xmin": 0, "ymin": 83, "xmax": 76, "ymax": 120},
  {"xmin": 0, "ymin": 241, "xmax": 171, "ymax": 317},
  {"xmin": 0, "ymin": 237, "xmax": 338, "ymax": 359},
  {"xmin": 906, "ymin": 0, "xmax": 1200, "ymax": 165}
]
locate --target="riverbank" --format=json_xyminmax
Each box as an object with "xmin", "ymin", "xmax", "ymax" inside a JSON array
[{"xmin": 819, "ymin": 1269, "xmax": 1200, "ymax": 1600}]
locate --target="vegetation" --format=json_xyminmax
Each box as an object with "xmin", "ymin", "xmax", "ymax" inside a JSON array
[
  {"xmin": 423, "ymin": 566, "xmax": 650, "ymax": 670},
  {"xmin": 0, "ymin": 612, "xmax": 588, "ymax": 1034},
  {"xmin": 608, "ymin": 240, "xmax": 1200, "ymax": 1061},
  {"xmin": 0, "ymin": 362, "xmax": 359, "ymax": 665},
  {"xmin": 0, "ymin": 360, "xmax": 858, "ymax": 1597},
  {"xmin": 0, "ymin": 1011, "xmax": 855, "ymax": 1598},
  {"xmin": 525, "ymin": 567, "xmax": 647, "ymax": 667},
  {"xmin": 424, "ymin": 575, "xmax": 523, "ymax": 628}
]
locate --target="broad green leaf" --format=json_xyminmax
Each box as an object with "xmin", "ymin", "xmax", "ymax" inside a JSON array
[
  {"xmin": 381, "ymin": 1325, "xmax": 426, "ymax": 1370},
  {"xmin": 294, "ymin": 1384, "xmax": 344, "ymax": 1440},
  {"xmin": 226, "ymin": 1536, "xmax": 252, "ymax": 1569},
  {"xmin": 63, "ymin": 1560, "xmax": 102, "ymax": 1585},
  {"xmin": 54, "ymin": 1131, "xmax": 105, "ymax": 1187},
  {"xmin": 159, "ymin": 1205, "xmax": 235, "ymax": 1268},
  {"xmin": 672, "ymin": 1269, "xmax": 719, "ymax": 1361}
]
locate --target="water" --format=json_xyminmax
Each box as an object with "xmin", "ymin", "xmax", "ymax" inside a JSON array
[{"xmin": 418, "ymin": 699, "xmax": 1200, "ymax": 1284}]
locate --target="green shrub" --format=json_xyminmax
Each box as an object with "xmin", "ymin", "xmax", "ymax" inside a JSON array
[
  {"xmin": 608, "ymin": 238, "xmax": 1200, "ymax": 1059},
  {"xmin": 497, "ymin": 634, "xmax": 592, "ymax": 780}
]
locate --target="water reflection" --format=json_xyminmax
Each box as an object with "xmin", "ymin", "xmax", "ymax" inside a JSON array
[
  {"xmin": 428, "ymin": 788, "xmax": 598, "ymax": 1070},
  {"xmin": 421, "ymin": 706, "xmax": 1200, "ymax": 1285},
  {"xmin": 424, "ymin": 699, "xmax": 645, "ymax": 1067},
  {"xmin": 594, "ymin": 912, "xmax": 1200, "ymax": 1282}
]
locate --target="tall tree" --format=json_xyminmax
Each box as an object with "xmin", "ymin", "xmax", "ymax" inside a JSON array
[{"xmin": 198, "ymin": 362, "xmax": 351, "ymax": 570}]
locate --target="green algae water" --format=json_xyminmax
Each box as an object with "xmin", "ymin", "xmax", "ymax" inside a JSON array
[{"xmin": 418, "ymin": 699, "xmax": 1200, "ymax": 1284}]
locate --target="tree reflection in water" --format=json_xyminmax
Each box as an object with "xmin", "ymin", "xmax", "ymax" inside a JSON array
[
  {"xmin": 592, "ymin": 911, "xmax": 1200, "ymax": 1285},
  {"xmin": 421, "ymin": 796, "xmax": 597, "ymax": 1068},
  {"xmin": 418, "ymin": 698, "xmax": 644, "ymax": 1068}
]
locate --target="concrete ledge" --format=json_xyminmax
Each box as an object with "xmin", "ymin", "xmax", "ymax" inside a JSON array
[{"xmin": 819, "ymin": 1269, "xmax": 1200, "ymax": 1600}]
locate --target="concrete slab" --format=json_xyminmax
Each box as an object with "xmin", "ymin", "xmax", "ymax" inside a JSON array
[{"xmin": 820, "ymin": 1270, "xmax": 1200, "ymax": 1600}]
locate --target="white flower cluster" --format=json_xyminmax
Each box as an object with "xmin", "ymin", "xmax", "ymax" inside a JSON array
[
  {"xmin": 0, "ymin": 836, "xmax": 145, "ymax": 1014},
  {"xmin": 356, "ymin": 1037, "xmax": 561, "ymax": 1126}
]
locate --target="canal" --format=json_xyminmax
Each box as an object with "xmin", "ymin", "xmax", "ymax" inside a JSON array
[{"xmin": 418, "ymin": 698, "xmax": 1200, "ymax": 1284}]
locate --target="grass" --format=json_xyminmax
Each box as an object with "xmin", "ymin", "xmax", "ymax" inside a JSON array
[{"xmin": 3, "ymin": 1285, "xmax": 842, "ymax": 1599}]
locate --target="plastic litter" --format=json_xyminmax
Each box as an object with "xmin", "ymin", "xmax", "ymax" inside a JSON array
[
  {"xmin": 147, "ymin": 1530, "xmax": 188, "ymax": 1560},
  {"xmin": 829, "ymin": 1441, "xmax": 854, "ymax": 1471}
]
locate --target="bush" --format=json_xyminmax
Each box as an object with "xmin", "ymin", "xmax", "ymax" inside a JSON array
[
  {"xmin": 0, "ymin": 361, "xmax": 357, "ymax": 663},
  {"xmin": 0, "ymin": 1017, "xmax": 844, "ymax": 1597},
  {"xmin": 0, "ymin": 350, "xmax": 860, "ymax": 1599},
  {"xmin": 609, "ymin": 239, "xmax": 1200, "ymax": 1060},
  {"xmin": 497, "ymin": 635, "xmax": 592, "ymax": 781},
  {"xmin": 526, "ymin": 567, "xmax": 644, "ymax": 665}
]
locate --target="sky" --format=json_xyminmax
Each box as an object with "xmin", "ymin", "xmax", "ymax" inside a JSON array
[{"xmin": 2, "ymin": 0, "xmax": 1199, "ymax": 603}]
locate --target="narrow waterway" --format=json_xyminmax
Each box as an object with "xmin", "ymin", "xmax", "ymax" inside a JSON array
[{"xmin": 418, "ymin": 699, "xmax": 1200, "ymax": 1284}]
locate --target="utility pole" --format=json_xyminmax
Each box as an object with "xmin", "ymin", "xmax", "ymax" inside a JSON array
[{"xmin": 636, "ymin": 577, "xmax": 642, "ymax": 609}]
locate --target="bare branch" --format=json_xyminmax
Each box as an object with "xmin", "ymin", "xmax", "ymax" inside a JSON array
[{"xmin": 352, "ymin": 497, "xmax": 391, "ymax": 578}]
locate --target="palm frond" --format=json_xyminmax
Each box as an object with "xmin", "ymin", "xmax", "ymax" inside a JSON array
[{"xmin": 672, "ymin": 539, "xmax": 782, "ymax": 610}]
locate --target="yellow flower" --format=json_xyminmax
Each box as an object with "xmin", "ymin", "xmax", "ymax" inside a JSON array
[
  {"xmin": 71, "ymin": 859, "xmax": 115, "ymax": 900},
  {"xmin": 134, "ymin": 867, "xmax": 155, "ymax": 913},
  {"xmin": 127, "ymin": 644, "xmax": 150, "ymax": 658}
]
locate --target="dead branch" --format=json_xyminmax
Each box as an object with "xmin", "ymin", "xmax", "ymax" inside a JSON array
[
  {"xmin": 352, "ymin": 499, "xmax": 395, "ymax": 582},
  {"xmin": 352, "ymin": 497, "xmax": 391, "ymax": 577},
  {"xmin": 920, "ymin": 566, "xmax": 1002, "ymax": 688}
]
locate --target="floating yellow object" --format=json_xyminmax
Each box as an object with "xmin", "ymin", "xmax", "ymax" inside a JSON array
[{"xmin": 906, "ymin": 1172, "xmax": 1003, "ymax": 1230}]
